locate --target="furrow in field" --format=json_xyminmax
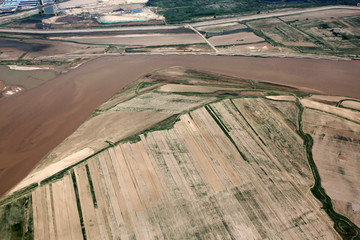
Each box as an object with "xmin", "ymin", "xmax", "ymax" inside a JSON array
[
  {"xmin": 87, "ymin": 158, "xmax": 114, "ymax": 239},
  {"xmin": 174, "ymin": 119, "xmax": 225, "ymax": 192},
  {"xmin": 74, "ymin": 164, "xmax": 101, "ymax": 240},
  {"xmin": 208, "ymin": 100, "xmax": 339, "ymax": 239},
  {"xmin": 33, "ymin": 186, "xmax": 48, "ymax": 240},
  {"xmin": 130, "ymin": 141, "xmax": 162, "ymax": 204},
  {"xmin": 51, "ymin": 174, "xmax": 82, "ymax": 240},
  {"xmin": 97, "ymin": 151, "xmax": 125, "ymax": 239},
  {"xmin": 107, "ymin": 147, "xmax": 135, "ymax": 236},
  {"xmin": 232, "ymin": 98, "xmax": 313, "ymax": 190},
  {"xmin": 111, "ymin": 145, "xmax": 142, "ymax": 239},
  {"xmin": 189, "ymin": 109, "xmax": 243, "ymax": 187}
]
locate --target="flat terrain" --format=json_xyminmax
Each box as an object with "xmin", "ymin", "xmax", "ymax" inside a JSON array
[
  {"xmin": 52, "ymin": 33, "xmax": 205, "ymax": 46},
  {"xmin": 0, "ymin": 55, "xmax": 360, "ymax": 198},
  {"xmin": 1, "ymin": 66, "xmax": 359, "ymax": 239}
]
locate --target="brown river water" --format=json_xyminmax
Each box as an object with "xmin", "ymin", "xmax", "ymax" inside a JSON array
[{"xmin": 0, "ymin": 55, "xmax": 359, "ymax": 197}]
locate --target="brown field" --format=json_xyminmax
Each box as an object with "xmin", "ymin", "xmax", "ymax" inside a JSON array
[
  {"xmin": 196, "ymin": 22, "xmax": 247, "ymax": 33},
  {"xmin": 303, "ymin": 108, "xmax": 360, "ymax": 226},
  {"xmin": 0, "ymin": 38, "xmax": 107, "ymax": 61},
  {"xmin": 158, "ymin": 84, "xmax": 241, "ymax": 93},
  {"xmin": 219, "ymin": 42, "xmax": 294, "ymax": 55},
  {"xmin": 24, "ymin": 96, "xmax": 340, "ymax": 239},
  {"xmin": 341, "ymin": 100, "xmax": 360, "ymax": 111},
  {"xmin": 301, "ymin": 98, "xmax": 360, "ymax": 123},
  {"xmin": 0, "ymin": 54, "xmax": 360, "ymax": 199},
  {"xmin": 51, "ymin": 33, "xmax": 205, "ymax": 46},
  {"xmin": 266, "ymin": 95, "xmax": 296, "ymax": 101},
  {"xmin": 208, "ymin": 32, "xmax": 265, "ymax": 46}
]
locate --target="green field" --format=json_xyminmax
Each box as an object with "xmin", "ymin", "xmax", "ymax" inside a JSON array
[{"xmin": 146, "ymin": 0, "xmax": 359, "ymax": 23}]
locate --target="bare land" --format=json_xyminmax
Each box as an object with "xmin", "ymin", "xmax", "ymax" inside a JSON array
[
  {"xmin": 341, "ymin": 100, "xmax": 360, "ymax": 111},
  {"xmin": 51, "ymin": 33, "xmax": 205, "ymax": 46},
  {"xmin": 208, "ymin": 32, "xmax": 265, "ymax": 47},
  {"xmin": 303, "ymin": 108, "xmax": 360, "ymax": 226}
]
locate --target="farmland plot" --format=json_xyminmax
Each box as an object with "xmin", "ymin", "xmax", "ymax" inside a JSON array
[
  {"xmin": 28, "ymin": 98, "xmax": 340, "ymax": 239},
  {"xmin": 51, "ymin": 33, "xmax": 205, "ymax": 46},
  {"xmin": 208, "ymin": 32, "xmax": 265, "ymax": 47},
  {"xmin": 32, "ymin": 174, "xmax": 83, "ymax": 240},
  {"xmin": 111, "ymin": 91, "xmax": 216, "ymax": 114},
  {"xmin": 247, "ymin": 18, "xmax": 314, "ymax": 46},
  {"xmin": 302, "ymin": 108, "xmax": 360, "ymax": 227}
]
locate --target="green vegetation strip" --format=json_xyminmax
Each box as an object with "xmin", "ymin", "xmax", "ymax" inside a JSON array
[
  {"xmin": 85, "ymin": 164, "xmax": 98, "ymax": 208},
  {"xmin": 205, "ymin": 105, "xmax": 249, "ymax": 163},
  {"xmin": 71, "ymin": 170, "xmax": 87, "ymax": 240},
  {"xmin": 0, "ymin": 183, "xmax": 38, "ymax": 207},
  {"xmin": 295, "ymin": 99, "xmax": 360, "ymax": 239}
]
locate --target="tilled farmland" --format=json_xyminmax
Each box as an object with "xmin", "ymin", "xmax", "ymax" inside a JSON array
[{"xmin": 0, "ymin": 67, "xmax": 359, "ymax": 239}]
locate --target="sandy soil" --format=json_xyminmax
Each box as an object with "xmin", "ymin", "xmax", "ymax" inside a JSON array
[
  {"xmin": 303, "ymin": 109, "xmax": 360, "ymax": 226},
  {"xmin": 208, "ymin": 32, "xmax": 264, "ymax": 46},
  {"xmin": 219, "ymin": 42, "xmax": 294, "ymax": 55},
  {"xmin": 0, "ymin": 65, "xmax": 56, "ymax": 90},
  {"xmin": 52, "ymin": 33, "xmax": 205, "ymax": 46},
  {"xmin": 301, "ymin": 99, "xmax": 360, "ymax": 123},
  {"xmin": 280, "ymin": 9, "xmax": 360, "ymax": 21},
  {"xmin": 7, "ymin": 65, "xmax": 47, "ymax": 71},
  {"xmin": 24, "ymin": 41, "xmax": 107, "ymax": 60},
  {"xmin": 158, "ymin": 84, "xmax": 240, "ymax": 93},
  {"xmin": 196, "ymin": 22, "xmax": 247, "ymax": 33},
  {"xmin": 309, "ymin": 95, "xmax": 349, "ymax": 103},
  {"xmin": 283, "ymin": 42, "xmax": 317, "ymax": 47},
  {"xmin": 0, "ymin": 55, "xmax": 359, "ymax": 197},
  {"xmin": 100, "ymin": 8, "xmax": 164, "ymax": 22},
  {"xmin": 341, "ymin": 100, "xmax": 360, "ymax": 111},
  {"xmin": 266, "ymin": 95, "xmax": 296, "ymax": 101}
]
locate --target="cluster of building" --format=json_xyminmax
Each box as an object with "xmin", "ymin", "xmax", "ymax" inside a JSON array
[{"xmin": 0, "ymin": 0, "xmax": 53, "ymax": 14}]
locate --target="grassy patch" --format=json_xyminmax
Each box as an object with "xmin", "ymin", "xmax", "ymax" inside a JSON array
[
  {"xmin": 85, "ymin": 164, "xmax": 98, "ymax": 208},
  {"xmin": 71, "ymin": 170, "xmax": 87, "ymax": 240},
  {"xmin": 146, "ymin": 0, "xmax": 358, "ymax": 23},
  {"xmin": 0, "ymin": 195, "xmax": 33, "ymax": 240}
]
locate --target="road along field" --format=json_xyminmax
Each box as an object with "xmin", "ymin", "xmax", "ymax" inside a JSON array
[{"xmin": 1, "ymin": 66, "xmax": 359, "ymax": 239}]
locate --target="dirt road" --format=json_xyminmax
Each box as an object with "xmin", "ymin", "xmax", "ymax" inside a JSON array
[{"xmin": 0, "ymin": 55, "xmax": 359, "ymax": 197}]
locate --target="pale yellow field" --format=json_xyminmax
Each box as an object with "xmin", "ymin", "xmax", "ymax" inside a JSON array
[
  {"xmin": 51, "ymin": 34, "xmax": 205, "ymax": 46},
  {"xmin": 208, "ymin": 32, "xmax": 264, "ymax": 46},
  {"xmin": 280, "ymin": 9, "xmax": 360, "ymax": 21},
  {"xmin": 303, "ymin": 109, "xmax": 360, "ymax": 226},
  {"xmin": 157, "ymin": 84, "xmax": 240, "ymax": 93},
  {"xmin": 341, "ymin": 100, "xmax": 360, "ymax": 111},
  {"xmin": 196, "ymin": 22, "xmax": 247, "ymax": 33}
]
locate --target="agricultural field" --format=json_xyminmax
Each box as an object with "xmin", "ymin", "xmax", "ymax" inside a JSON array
[
  {"xmin": 1, "ymin": 67, "xmax": 359, "ymax": 239},
  {"xmin": 302, "ymin": 104, "xmax": 360, "ymax": 227},
  {"xmin": 246, "ymin": 9, "xmax": 360, "ymax": 58}
]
